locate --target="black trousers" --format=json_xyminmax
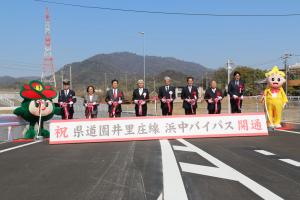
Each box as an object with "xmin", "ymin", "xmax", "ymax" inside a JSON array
[
  {"xmin": 62, "ymin": 112, "xmax": 73, "ymax": 119},
  {"xmin": 230, "ymin": 99, "xmax": 242, "ymax": 113},
  {"xmin": 184, "ymin": 107, "xmax": 196, "ymax": 115},
  {"xmin": 109, "ymin": 112, "xmax": 121, "ymax": 118},
  {"xmin": 208, "ymin": 109, "xmax": 221, "ymax": 114},
  {"xmin": 162, "ymin": 107, "xmax": 172, "ymax": 116}
]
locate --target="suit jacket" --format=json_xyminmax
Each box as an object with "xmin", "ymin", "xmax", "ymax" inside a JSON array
[
  {"xmin": 158, "ymin": 85, "xmax": 176, "ymax": 108},
  {"xmin": 181, "ymin": 86, "xmax": 199, "ymax": 109},
  {"xmin": 132, "ymin": 88, "xmax": 149, "ymax": 106},
  {"xmin": 228, "ymin": 80, "xmax": 245, "ymax": 97},
  {"xmin": 105, "ymin": 88, "xmax": 125, "ymax": 113},
  {"xmin": 83, "ymin": 94, "xmax": 99, "ymax": 114},
  {"xmin": 204, "ymin": 88, "xmax": 222, "ymax": 110},
  {"xmin": 58, "ymin": 89, "xmax": 76, "ymax": 113}
]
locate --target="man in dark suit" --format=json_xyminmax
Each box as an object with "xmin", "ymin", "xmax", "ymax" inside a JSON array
[
  {"xmin": 181, "ymin": 77, "xmax": 199, "ymax": 115},
  {"xmin": 58, "ymin": 79, "xmax": 77, "ymax": 119},
  {"xmin": 105, "ymin": 79, "xmax": 124, "ymax": 118},
  {"xmin": 204, "ymin": 80, "xmax": 223, "ymax": 114},
  {"xmin": 132, "ymin": 80, "xmax": 150, "ymax": 117},
  {"xmin": 158, "ymin": 76, "xmax": 176, "ymax": 116},
  {"xmin": 228, "ymin": 71, "xmax": 245, "ymax": 113}
]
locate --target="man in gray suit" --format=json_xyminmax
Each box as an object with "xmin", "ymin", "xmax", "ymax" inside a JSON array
[
  {"xmin": 105, "ymin": 79, "xmax": 125, "ymax": 118},
  {"xmin": 83, "ymin": 85, "xmax": 99, "ymax": 118}
]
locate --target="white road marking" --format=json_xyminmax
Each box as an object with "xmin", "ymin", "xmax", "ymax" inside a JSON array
[
  {"xmin": 159, "ymin": 140, "xmax": 188, "ymax": 200},
  {"xmin": 254, "ymin": 150, "xmax": 276, "ymax": 156},
  {"xmin": 279, "ymin": 159, "xmax": 300, "ymax": 167},
  {"xmin": 275, "ymin": 129, "xmax": 300, "ymax": 135},
  {"xmin": 0, "ymin": 140, "xmax": 42, "ymax": 154},
  {"xmin": 177, "ymin": 139, "xmax": 284, "ymax": 200},
  {"xmin": 172, "ymin": 145, "xmax": 193, "ymax": 152}
]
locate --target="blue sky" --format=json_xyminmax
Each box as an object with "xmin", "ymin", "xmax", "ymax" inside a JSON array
[{"xmin": 1, "ymin": 0, "xmax": 300, "ymax": 77}]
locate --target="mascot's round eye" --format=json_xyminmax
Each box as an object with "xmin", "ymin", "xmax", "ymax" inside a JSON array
[
  {"xmin": 277, "ymin": 78, "xmax": 280, "ymax": 82},
  {"xmin": 271, "ymin": 78, "xmax": 275, "ymax": 81}
]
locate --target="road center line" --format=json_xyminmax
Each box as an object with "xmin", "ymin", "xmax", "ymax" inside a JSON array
[
  {"xmin": 279, "ymin": 159, "xmax": 300, "ymax": 167},
  {"xmin": 172, "ymin": 145, "xmax": 193, "ymax": 152},
  {"xmin": 159, "ymin": 140, "xmax": 188, "ymax": 200},
  {"xmin": 0, "ymin": 140, "xmax": 42, "ymax": 154},
  {"xmin": 254, "ymin": 150, "xmax": 276, "ymax": 156},
  {"xmin": 177, "ymin": 138, "xmax": 284, "ymax": 200}
]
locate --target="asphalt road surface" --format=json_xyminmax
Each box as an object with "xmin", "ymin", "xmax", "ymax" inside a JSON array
[{"xmin": 0, "ymin": 129, "xmax": 299, "ymax": 200}]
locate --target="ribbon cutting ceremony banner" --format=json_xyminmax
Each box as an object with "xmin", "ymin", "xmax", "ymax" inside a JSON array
[{"xmin": 49, "ymin": 113, "xmax": 268, "ymax": 144}]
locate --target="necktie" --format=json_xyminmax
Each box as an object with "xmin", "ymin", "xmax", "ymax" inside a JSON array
[
  {"xmin": 189, "ymin": 86, "xmax": 191, "ymax": 93},
  {"xmin": 139, "ymin": 88, "xmax": 143, "ymax": 96},
  {"xmin": 65, "ymin": 90, "xmax": 68, "ymax": 96},
  {"xmin": 166, "ymin": 86, "xmax": 169, "ymax": 92}
]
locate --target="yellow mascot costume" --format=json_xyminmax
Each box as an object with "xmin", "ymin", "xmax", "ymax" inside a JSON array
[{"xmin": 263, "ymin": 66, "xmax": 288, "ymax": 128}]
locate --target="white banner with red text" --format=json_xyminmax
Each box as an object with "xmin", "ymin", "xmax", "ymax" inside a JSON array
[{"xmin": 49, "ymin": 113, "xmax": 268, "ymax": 144}]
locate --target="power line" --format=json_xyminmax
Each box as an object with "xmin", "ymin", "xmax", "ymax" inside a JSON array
[{"xmin": 34, "ymin": 0, "xmax": 300, "ymax": 17}]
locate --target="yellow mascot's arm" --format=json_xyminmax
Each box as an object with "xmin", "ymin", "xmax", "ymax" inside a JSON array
[{"xmin": 280, "ymin": 87, "xmax": 288, "ymax": 104}]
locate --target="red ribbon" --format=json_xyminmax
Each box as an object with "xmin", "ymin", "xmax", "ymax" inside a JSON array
[
  {"xmin": 237, "ymin": 97, "xmax": 241, "ymax": 111},
  {"xmin": 214, "ymin": 98, "xmax": 219, "ymax": 114},
  {"xmin": 163, "ymin": 97, "xmax": 172, "ymax": 113},
  {"xmin": 86, "ymin": 103, "xmax": 94, "ymax": 119},
  {"xmin": 271, "ymin": 88, "xmax": 280, "ymax": 93},
  {"xmin": 239, "ymin": 84, "xmax": 244, "ymax": 94},
  {"xmin": 137, "ymin": 100, "xmax": 145, "ymax": 116},
  {"xmin": 111, "ymin": 101, "xmax": 119, "ymax": 117},
  {"xmin": 60, "ymin": 102, "xmax": 69, "ymax": 119}
]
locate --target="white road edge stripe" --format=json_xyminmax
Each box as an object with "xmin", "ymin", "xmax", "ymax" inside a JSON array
[
  {"xmin": 177, "ymin": 138, "xmax": 284, "ymax": 200},
  {"xmin": 0, "ymin": 140, "xmax": 42, "ymax": 154},
  {"xmin": 159, "ymin": 140, "xmax": 188, "ymax": 200},
  {"xmin": 275, "ymin": 129, "xmax": 300, "ymax": 135},
  {"xmin": 279, "ymin": 159, "xmax": 300, "ymax": 167},
  {"xmin": 254, "ymin": 150, "xmax": 276, "ymax": 156}
]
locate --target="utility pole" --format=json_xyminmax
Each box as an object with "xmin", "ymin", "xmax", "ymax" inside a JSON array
[
  {"xmin": 104, "ymin": 72, "xmax": 107, "ymax": 91},
  {"xmin": 69, "ymin": 65, "xmax": 72, "ymax": 89},
  {"xmin": 227, "ymin": 59, "xmax": 233, "ymax": 114},
  {"xmin": 281, "ymin": 53, "xmax": 292, "ymax": 94}
]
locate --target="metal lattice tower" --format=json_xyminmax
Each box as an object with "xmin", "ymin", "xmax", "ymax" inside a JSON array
[{"xmin": 41, "ymin": 7, "xmax": 56, "ymax": 87}]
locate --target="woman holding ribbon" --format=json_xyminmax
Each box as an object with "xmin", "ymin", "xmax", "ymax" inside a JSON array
[
  {"xmin": 204, "ymin": 80, "xmax": 223, "ymax": 114},
  {"xmin": 228, "ymin": 71, "xmax": 245, "ymax": 113},
  {"xmin": 132, "ymin": 80, "xmax": 149, "ymax": 117},
  {"xmin": 83, "ymin": 85, "xmax": 99, "ymax": 119}
]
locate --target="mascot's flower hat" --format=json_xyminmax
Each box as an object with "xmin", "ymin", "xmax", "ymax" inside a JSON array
[
  {"xmin": 20, "ymin": 80, "xmax": 57, "ymax": 100},
  {"xmin": 265, "ymin": 66, "xmax": 285, "ymax": 78}
]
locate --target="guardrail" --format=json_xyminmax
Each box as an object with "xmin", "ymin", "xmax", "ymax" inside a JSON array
[{"xmin": 0, "ymin": 114, "xmax": 28, "ymax": 142}]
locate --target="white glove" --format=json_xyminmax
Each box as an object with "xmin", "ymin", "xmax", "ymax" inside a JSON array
[
  {"xmin": 185, "ymin": 99, "xmax": 191, "ymax": 103},
  {"xmin": 161, "ymin": 99, "xmax": 166, "ymax": 103},
  {"xmin": 283, "ymin": 103, "xmax": 286, "ymax": 108},
  {"xmin": 208, "ymin": 99, "xmax": 213, "ymax": 103},
  {"xmin": 69, "ymin": 101, "xmax": 74, "ymax": 105},
  {"xmin": 108, "ymin": 101, "xmax": 112, "ymax": 105},
  {"xmin": 84, "ymin": 103, "xmax": 87, "ymax": 107},
  {"xmin": 118, "ymin": 100, "xmax": 123, "ymax": 104},
  {"xmin": 93, "ymin": 102, "xmax": 96, "ymax": 105},
  {"xmin": 218, "ymin": 96, "xmax": 222, "ymax": 100},
  {"xmin": 59, "ymin": 102, "xmax": 63, "ymax": 105},
  {"xmin": 233, "ymin": 95, "xmax": 238, "ymax": 99},
  {"xmin": 134, "ymin": 100, "xmax": 138, "ymax": 104},
  {"xmin": 240, "ymin": 95, "xmax": 244, "ymax": 100}
]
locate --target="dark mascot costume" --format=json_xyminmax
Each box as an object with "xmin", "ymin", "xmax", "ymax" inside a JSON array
[{"xmin": 14, "ymin": 80, "xmax": 61, "ymax": 139}]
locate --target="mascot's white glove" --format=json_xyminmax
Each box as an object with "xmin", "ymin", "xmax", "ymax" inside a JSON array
[
  {"xmin": 108, "ymin": 101, "xmax": 112, "ymax": 105},
  {"xmin": 118, "ymin": 100, "xmax": 123, "ymax": 104},
  {"xmin": 69, "ymin": 101, "xmax": 74, "ymax": 105},
  {"xmin": 283, "ymin": 103, "xmax": 286, "ymax": 108},
  {"xmin": 233, "ymin": 95, "xmax": 238, "ymax": 99},
  {"xmin": 240, "ymin": 95, "xmax": 244, "ymax": 100},
  {"xmin": 208, "ymin": 99, "xmax": 213, "ymax": 103},
  {"xmin": 134, "ymin": 100, "xmax": 138, "ymax": 104},
  {"xmin": 218, "ymin": 96, "xmax": 222, "ymax": 100},
  {"xmin": 93, "ymin": 102, "xmax": 96, "ymax": 105}
]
